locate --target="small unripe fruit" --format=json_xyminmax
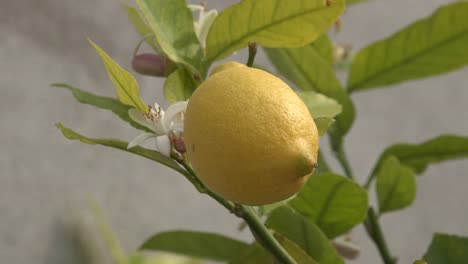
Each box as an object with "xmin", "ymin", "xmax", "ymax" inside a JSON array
[{"xmin": 132, "ymin": 53, "xmax": 170, "ymax": 77}]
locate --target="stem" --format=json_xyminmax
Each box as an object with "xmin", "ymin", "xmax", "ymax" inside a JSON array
[
  {"xmin": 246, "ymin": 41, "xmax": 257, "ymax": 67},
  {"xmin": 335, "ymin": 145, "xmax": 396, "ymax": 264},
  {"xmin": 179, "ymin": 160, "xmax": 297, "ymax": 264},
  {"xmin": 364, "ymin": 208, "xmax": 396, "ymax": 264},
  {"xmin": 238, "ymin": 205, "xmax": 297, "ymax": 264},
  {"xmin": 363, "ymin": 164, "xmax": 378, "ymax": 189},
  {"xmin": 335, "ymin": 145, "xmax": 355, "ymax": 180}
]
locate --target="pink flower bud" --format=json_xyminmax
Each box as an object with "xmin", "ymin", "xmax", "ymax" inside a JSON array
[{"xmin": 132, "ymin": 53, "xmax": 168, "ymax": 77}]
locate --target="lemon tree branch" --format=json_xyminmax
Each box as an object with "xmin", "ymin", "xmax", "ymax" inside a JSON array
[{"xmin": 179, "ymin": 159, "xmax": 297, "ymax": 264}]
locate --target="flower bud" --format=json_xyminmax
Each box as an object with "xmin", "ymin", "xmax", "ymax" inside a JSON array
[{"xmin": 132, "ymin": 53, "xmax": 170, "ymax": 77}]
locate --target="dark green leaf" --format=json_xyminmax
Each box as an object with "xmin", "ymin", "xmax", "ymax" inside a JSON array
[
  {"xmin": 140, "ymin": 230, "xmax": 249, "ymax": 262},
  {"xmin": 230, "ymin": 238, "xmax": 319, "ymax": 264},
  {"xmin": 136, "ymin": 0, "xmax": 202, "ymax": 73},
  {"xmin": 163, "ymin": 69, "xmax": 197, "ymax": 103},
  {"xmin": 312, "ymin": 34, "xmax": 334, "ymax": 64},
  {"xmin": 89, "ymin": 39, "xmax": 148, "ymax": 113},
  {"xmin": 264, "ymin": 43, "xmax": 355, "ymax": 143},
  {"xmin": 374, "ymin": 135, "xmax": 468, "ymax": 175},
  {"xmin": 289, "ymin": 173, "xmax": 368, "ymax": 238},
  {"xmin": 376, "ymin": 156, "xmax": 416, "ymax": 214},
  {"xmin": 123, "ymin": 4, "xmax": 160, "ymax": 51},
  {"xmin": 423, "ymin": 233, "xmax": 468, "ymax": 264},
  {"xmin": 53, "ymin": 83, "xmax": 150, "ymax": 132},
  {"xmin": 55, "ymin": 123, "xmax": 185, "ymax": 175},
  {"xmin": 348, "ymin": 2, "xmax": 468, "ymax": 92},
  {"xmin": 266, "ymin": 206, "xmax": 344, "ymax": 264},
  {"xmin": 206, "ymin": 0, "xmax": 345, "ymax": 63}
]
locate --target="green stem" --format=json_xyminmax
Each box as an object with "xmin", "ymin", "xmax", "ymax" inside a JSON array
[
  {"xmin": 364, "ymin": 208, "xmax": 396, "ymax": 264},
  {"xmin": 363, "ymin": 164, "xmax": 379, "ymax": 189},
  {"xmin": 335, "ymin": 145, "xmax": 396, "ymax": 264},
  {"xmin": 335, "ymin": 145, "xmax": 355, "ymax": 180},
  {"xmin": 238, "ymin": 205, "xmax": 297, "ymax": 264},
  {"xmin": 179, "ymin": 160, "xmax": 296, "ymax": 264}
]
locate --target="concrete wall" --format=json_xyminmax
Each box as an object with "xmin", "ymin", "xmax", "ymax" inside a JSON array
[{"xmin": 1, "ymin": 0, "xmax": 467, "ymax": 263}]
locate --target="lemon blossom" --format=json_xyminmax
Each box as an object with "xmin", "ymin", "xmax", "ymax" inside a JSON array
[
  {"xmin": 127, "ymin": 101, "xmax": 187, "ymax": 157},
  {"xmin": 188, "ymin": 4, "xmax": 218, "ymax": 50}
]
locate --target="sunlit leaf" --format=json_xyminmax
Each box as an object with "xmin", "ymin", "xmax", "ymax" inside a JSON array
[
  {"xmin": 206, "ymin": 0, "xmax": 345, "ymax": 63},
  {"xmin": 163, "ymin": 69, "xmax": 197, "ymax": 103},
  {"xmin": 55, "ymin": 123, "xmax": 185, "ymax": 175},
  {"xmin": 265, "ymin": 42, "xmax": 355, "ymax": 149},
  {"xmin": 348, "ymin": 2, "xmax": 468, "ymax": 92},
  {"xmin": 423, "ymin": 233, "xmax": 468, "ymax": 264},
  {"xmin": 140, "ymin": 230, "xmax": 249, "ymax": 262},
  {"xmin": 89, "ymin": 39, "xmax": 148, "ymax": 113},
  {"xmin": 123, "ymin": 4, "xmax": 160, "ymax": 51},
  {"xmin": 289, "ymin": 173, "xmax": 368, "ymax": 238},
  {"xmin": 376, "ymin": 156, "xmax": 416, "ymax": 214},
  {"xmin": 53, "ymin": 83, "xmax": 150, "ymax": 132},
  {"xmin": 136, "ymin": 0, "xmax": 202, "ymax": 73},
  {"xmin": 266, "ymin": 206, "xmax": 344, "ymax": 264}
]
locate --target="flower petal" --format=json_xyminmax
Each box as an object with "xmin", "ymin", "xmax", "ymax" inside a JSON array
[
  {"xmin": 155, "ymin": 135, "xmax": 171, "ymax": 157},
  {"xmin": 127, "ymin": 132, "xmax": 157, "ymax": 149},
  {"xmin": 163, "ymin": 101, "xmax": 188, "ymax": 132},
  {"xmin": 128, "ymin": 108, "xmax": 155, "ymax": 132}
]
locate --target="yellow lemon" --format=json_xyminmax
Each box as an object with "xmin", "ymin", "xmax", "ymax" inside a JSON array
[{"xmin": 184, "ymin": 62, "xmax": 319, "ymax": 205}]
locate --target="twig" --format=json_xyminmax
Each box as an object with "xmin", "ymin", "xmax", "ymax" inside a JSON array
[{"xmin": 246, "ymin": 41, "xmax": 257, "ymax": 67}]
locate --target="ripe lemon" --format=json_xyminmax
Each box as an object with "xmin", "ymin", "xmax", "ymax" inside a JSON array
[{"xmin": 184, "ymin": 62, "xmax": 319, "ymax": 205}]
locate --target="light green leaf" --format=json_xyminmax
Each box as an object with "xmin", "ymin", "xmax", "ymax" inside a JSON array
[
  {"xmin": 314, "ymin": 118, "xmax": 335, "ymax": 137},
  {"xmin": 139, "ymin": 230, "xmax": 249, "ymax": 262},
  {"xmin": 266, "ymin": 206, "xmax": 344, "ymax": 264},
  {"xmin": 312, "ymin": 34, "xmax": 334, "ymax": 64},
  {"xmin": 89, "ymin": 39, "xmax": 148, "ymax": 113},
  {"xmin": 163, "ymin": 69, "xmax": 197, "ymax": 103},
  {"xmin": 348, "ymin": 2, "xmax": 468, "ymax": 92},
  {"xmin": 205, "ymin": 0, "xmax": 345, "ymax": 63},
  {"xmin": 297, "ymin": 91, "xmax": 342, "ymax": 118},
  {"xmin": 297, "ymin": 91, "xmax": 341, "ymax": 136},
  {"xmin": 264, "ymin": 43, "xmax": 355, "ymax": 142},
  {"xmin": 289, "ymin": 173, "xmax": 368, "ymax": 238},
  {"xmin": 53, "ymin": 83, "xmax": 151, "ymax": 132},
  {"xmin": 123, "ymin": 4, "xmax": 159, "ymax": 51},
  {"xmin": 423, "ymin": 233, "xmax": 468, "ymax": 264},
  {"xmin": 55, "ymin": 123, "xmax": 185, "ymax": 175},
  {"xmin": 373, "ymin": 135, "xmax": 468, "ymax": 175},
  {"xmin": 376, "ymin": 156, "xmax": 416, "ymax": 214},
  {"xmin": 136, "ymin": 0, "xmax": 202, "ymax": 73}
]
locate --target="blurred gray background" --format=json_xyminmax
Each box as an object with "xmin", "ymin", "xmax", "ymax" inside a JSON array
[{"xmin": 1, "ymin": 0, "xmax": 467, "ymax": 263}]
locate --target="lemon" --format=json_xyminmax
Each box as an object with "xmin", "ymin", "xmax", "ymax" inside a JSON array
[{"xmin": 184, "ymin": 62, "xmax": 319, "ymax": 205}]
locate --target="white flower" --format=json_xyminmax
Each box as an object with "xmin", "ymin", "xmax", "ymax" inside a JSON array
[
  {"xmin": 189, "ymin": 4, "xmax": 218, "ymax": 50},
  {"xmin": 127, "ymin": 101, "xmax": 188, "ymax": 157}
]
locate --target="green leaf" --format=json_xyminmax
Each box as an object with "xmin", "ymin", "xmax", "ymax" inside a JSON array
[
  {"xmin": 136, "ymin": 0, "xmax": 202, "ymax": 73},
  {"xmin": 53, "ymin": 83, "xmax": 151, "ymax": 132},
  {"xmin": 163, "ymin": 69, "xmax": 197, "ymax": 103},
  {"xmin": 89, "ymin": 39, "xmax": 148, "ymax": 113},
  {"xmin": 123, "ymin": 4, "xmax": 159, "ymax": 51},
  {"xmin": 264, "ymin": 42, "xmax": 355, "ymax": 141},
  {"xmin": 297, "ymin": 91, "xmax": 342, "ymax": 118},
  {"xmin": 140, "ymin": 230, "xmax": 249, "ymax": 262},
  {"xmin": 423, "ymin": 233, "xmax": 468, "ymax": 264},
  {"xmin": 55, "ymin": 123, "xmax": 185, "ymax": 175},
  {"xmin": 274, "ymin": 233, "xmax": 319, "ymax": 264},
  {"xmin": 205, "ymin": 0, "xmax": 345, "ymax": 63},
  {"xmin": 289, "ymin": 173, "xmax": 368, "ymax": 238},
  {"xmin": 297, "ymin": 91, "xmax": 342, "ymax": 136},
  {"xmin": 229, "ymin": 243, "xmax": 270, "ymax": 264},
  {"xmin": 348, "ymin": 2, "xmax": 468, "ymax": 92},
  {"xmin": 312, "ymin": 34, "xmax": 334, "ymax": 64},
  {"xmin": 374, "ymin": 135, "xmax": 468, "ymax": 175},
  {"xmin": 266, "ymin": 206, "xmax": 344, "ymax": 264},
  {"xmin": 376, "ymin": 156, "xmax": 416, "ymax": 214}
]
